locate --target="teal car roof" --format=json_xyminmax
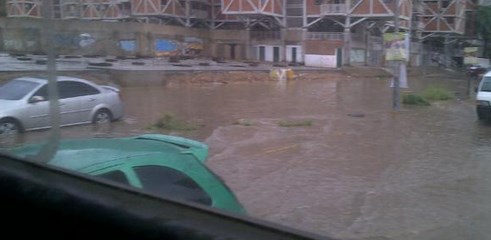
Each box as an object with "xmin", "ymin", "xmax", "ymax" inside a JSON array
[
  {"xmin": 4, "ymin": 134, "xmax": 245, "ymax": 214},
  {"xmin": 8, "ymin": 134, "xmax": 209, "ymax": 172}
]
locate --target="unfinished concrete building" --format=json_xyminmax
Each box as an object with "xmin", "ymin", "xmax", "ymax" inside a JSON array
[
  {"xmin": 4, "ymin": 0, "xmax": 482, "ymax": 67},
  {"xmin": 7, "ymin": 0, "xmax": 42, "ymax": 18}
]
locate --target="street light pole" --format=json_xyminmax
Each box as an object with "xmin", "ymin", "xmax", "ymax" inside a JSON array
[
  {"xmin": 393, "ymin": 0, "xmax": 401, "ymax": 111},
  {"xmin": 36, "ymin": 0, "xmax": 60, "ymax": 163}
]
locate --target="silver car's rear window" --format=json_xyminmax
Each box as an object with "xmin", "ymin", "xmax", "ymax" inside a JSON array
[{"xmin": 0, "ymin": 80, "xmax": 41, "ymax": 100}]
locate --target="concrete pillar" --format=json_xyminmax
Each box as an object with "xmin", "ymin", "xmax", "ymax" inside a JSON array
[
  {"xmin": 364, "ymin": 22, "xmax": 370, "ymax": 66},
  {"xmin": 302, "ymin": 28, "xmax": 307, "ymax": 65},
  {"xmin": 185, "ymin": 0, "xmax": 191, "ymax": 27},
  {"xmin": 344, "ymin": 17, "xmax": 351, "ymax": 66},
  {"xmin": 444, "ymin": 34, "xmax": 450, "ymax": 68},
  {"xmin": 246, "ymin": 27, "xmax": 251, "ymax": 60},
  {"xmin": 282, "ymin": 27, "xmax": 287, "ymax": 63}
]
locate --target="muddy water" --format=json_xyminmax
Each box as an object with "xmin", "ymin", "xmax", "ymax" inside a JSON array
[
  {"xmin": 122, "ymin": 72, "xmax": 491, "ymax": 240},
  {"xmin": 6, "ymin": 71, "xmax": 491, "ymax": 240}
]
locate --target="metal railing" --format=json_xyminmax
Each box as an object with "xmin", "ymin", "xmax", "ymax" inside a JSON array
[
  {"xmin": 429, "ymin": 52, "xmax": 459, "ymax": 69},
  {"xmin": 306, "ymin": 32, "xmax": 344, "ymax": 41},
  {"xmin": 190, "ymin": 9, "xmax": 208, "ymax": 19},
  {"xmin": 320, "ymin": 4, "xmax": 347, "ymax": 15},
  {"xmin": 250, "ymin": 31, "xmax": 282, "ymax": 40}
]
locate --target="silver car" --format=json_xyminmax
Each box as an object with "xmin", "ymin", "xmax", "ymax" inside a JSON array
[{"xmin": 0, "ymin": 76, "xmax": 124, "ymax": 135}]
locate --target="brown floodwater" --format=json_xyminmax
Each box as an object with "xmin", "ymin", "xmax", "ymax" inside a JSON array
[{"xmin": 3, "ymin": 70, "xmax": 491, "ymax": 240}]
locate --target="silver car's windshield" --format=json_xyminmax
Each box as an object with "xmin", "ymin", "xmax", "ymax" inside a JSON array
[{"xmin": 0, "ymin": 80, "xmax": 40, "ymax": 100}]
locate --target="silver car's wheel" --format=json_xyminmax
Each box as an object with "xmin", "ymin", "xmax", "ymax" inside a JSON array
[
  {"xmin": 0, "ymin": 120, "xmax": 20, "ymax": 136},
  {"xmin": 93, "ymin": 109, "xmax": 112, "ymax": 124}
]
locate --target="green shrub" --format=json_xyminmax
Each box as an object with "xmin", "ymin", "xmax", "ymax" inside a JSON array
[
  {"xmin": 402, "ymin": 86, "xmax": 454, "ymax": 106},
  {"xmin": 147, "ymin": 113, "xmax": 199, "ymax": 131},
  {"xmin": 278, "ymin": 119, "xmax": 313, "ymax": 127},
  {"xmin": 233, "ymin": 119, "xmax": 253, "ymax": 126},
  {"xmin": 402, "ymin": 94, "xmax": 431, "ymax": 106},
  {"xmin": 422, "ymin": 85, "xmax": 454, "ymax": 101}
]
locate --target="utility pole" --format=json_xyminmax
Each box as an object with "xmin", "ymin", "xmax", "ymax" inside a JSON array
[
  {"xmin": 36, "ymin": 0, "xmax": 60, "ymax": 163},
  {"xmin": 392, "ymin": 0, "xmax": 401, "ymax": 111}
]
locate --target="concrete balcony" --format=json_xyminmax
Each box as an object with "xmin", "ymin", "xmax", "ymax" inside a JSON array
[
  {"xmin": 320, "ymin": 4, "xmax": 347, "ymax": 15},
  {"xmin": 250, "ymin": 31, "xmax": 282, "ymax": 41}
]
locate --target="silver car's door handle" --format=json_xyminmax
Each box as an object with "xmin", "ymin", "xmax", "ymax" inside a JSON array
[{"xmin": 88, "ymin": 98, "xmax": 96, "ymax": 102}]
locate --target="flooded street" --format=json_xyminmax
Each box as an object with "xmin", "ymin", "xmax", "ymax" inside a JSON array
[{"xmin": 5, "ymin": 69, "xmax": 491, "ymax": 239}]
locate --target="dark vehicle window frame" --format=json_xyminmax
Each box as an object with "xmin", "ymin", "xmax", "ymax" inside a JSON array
[
  {"xmin": 30, "ymin": 80, "xmax": 101, "ymax": 101},
  {"xmin": 58, "ymin": 81, "xmax": 100, "ymax": 99},
  {"xmin": 134, "ymin": 165, "xmax": 213, "ymax": 206},
  {"xmin": 97, "ymin": 170, "xmax": 130, "ymax": 185}
]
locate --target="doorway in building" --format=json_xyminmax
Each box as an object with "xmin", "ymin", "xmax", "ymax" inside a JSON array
[
  {"xmin": 229, "ymin": 44, "xmax": 236, "ymax": 60},
  {"xmin": 273, "ymin": 47, "xmax": 280, "ymax": 62},
  {"xmin": 259, "ymin": 46, "xmax": 265, "ymax": 61},
  {"xmin": 336, "ymin": 48, "xmax": 342, "ymax": 68},
  {"xmin": 291, "ymin": 47, "xmax": 297, "ymax": 64}
]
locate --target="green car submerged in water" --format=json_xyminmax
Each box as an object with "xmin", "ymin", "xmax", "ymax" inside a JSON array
[{"xmin": 5, "ymin": 134, "xmax": 245, "ymax": 214}]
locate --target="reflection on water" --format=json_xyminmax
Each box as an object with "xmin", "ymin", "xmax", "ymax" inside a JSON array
[{"xmin": 3, "ymin": 71, "xmax": 491, "ymax": 239}]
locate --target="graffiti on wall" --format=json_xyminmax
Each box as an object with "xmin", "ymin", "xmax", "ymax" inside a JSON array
[
  {"xmin": 79, "ymin": 33, "xmax": 96, "ymax": 47},
  {"xmin": 53, "ymin": 34, "xmax": 76, "ymax": 47},
  {"xmin": 155, "ymin": 39, "xmax": 180, "ymax": 56},
  {"xmin": 119, "ymin": 39, "xmax": 136, "ymax": 52},
  {"xmin": 154, "ymin": 37, "xmax": 204, "ymax": 57},
  {"xmin": 53, "ymin": 33, "xmax": 96, "ymax": 49},
  {"xmin": 4, "ymin": 28, "xmax": 39, "ymax": 52},
  {"xmin": 183, "ymin": 37, "xmax": 203, "ymax": 56}
]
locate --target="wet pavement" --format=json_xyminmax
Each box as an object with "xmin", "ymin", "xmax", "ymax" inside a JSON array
[{"xmin": 2, "ymin": 67, "xmax": 491, "ymax": 240}]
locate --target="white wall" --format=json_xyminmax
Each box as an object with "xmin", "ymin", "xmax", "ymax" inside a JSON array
[
  {"xmin": 305, "ymin": 54, "xmax": 337, "ymax": 68},
  {"xmin": 256, "ymin": 45, "xmax": 283, "ymax": 62},
  {"xmin": 478, "ymin": 58, "xmax": 490, "ymax": 68},
  {"xmin": 286, "ymin": 45, "xmax": 303, "ymax": 63}
]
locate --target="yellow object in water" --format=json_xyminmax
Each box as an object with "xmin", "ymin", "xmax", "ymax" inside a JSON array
[
  {"xmin": 271, "ymin": 68, "xmax": 295, "ymax": 80},
  {"xmin": 286, "ymin": 69, "xmax": 295, "ymax": 79},
  {"xmin": 270, "ymin": 69, "xmax": 279, "ymax": 78}
]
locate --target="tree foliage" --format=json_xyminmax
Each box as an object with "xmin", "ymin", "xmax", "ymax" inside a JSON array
[
  {"xmin": 477, "ymin": 5, "xmax": 491, "ymax": 58},
  {"xmin": 0, "ymin": 1, "xmax": 5, "ymax": 17}
]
